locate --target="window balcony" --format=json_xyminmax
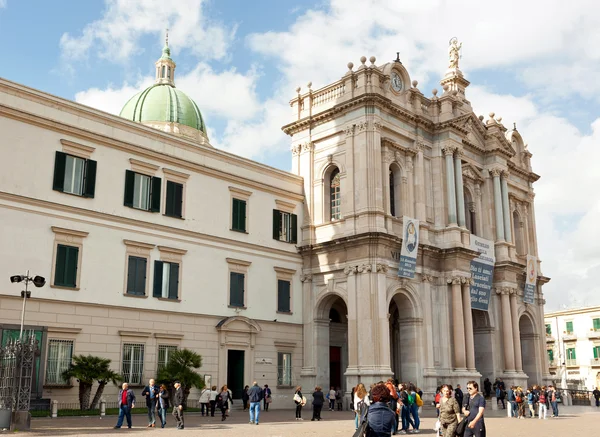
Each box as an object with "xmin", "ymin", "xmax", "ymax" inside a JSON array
[
  {"xmin": 562, "ymin": 332, "xmax": 577, "ymax": 341},
  {"xmin": 591, "ymin": 358, "xmax": 600, "ymax": 367},
  {"xmin": 546, "ymin": 334, "xmax": 555, "ymax": 342},
  {"xmin": 587, "ymin": 329, "xmax": 600, "ymax": 339},
  {"xmin": 548, "ymin": 360, "xmax": 557, "ymax": 368},
  {"xmin": 566, "ymin": 358, "xmax": 578, "ymax": 367}
]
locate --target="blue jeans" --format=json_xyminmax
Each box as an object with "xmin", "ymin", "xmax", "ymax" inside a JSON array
[
  {"xmin": 551, "ymin": 401, "xmax": 558, "ymax": 416},
  {"xmin": 410, "ymin": 403, "xmax": 420, "ymax": 430},
  {"xmin": 401, "ymin": 405, "xmax": 414, "ymax": 431},
  {"xmin": 158, "ymin": 407, "xmax": 167, "ymax": 427},
  {"xmin": 510, "ymin": 401, "xmax": 518, "ymax": 417},
  {"xmin": 147, "ymin": 399, "xmax": 157, "ymax": 424},
  {"xmin": 116, "ymin": 405, "xmax": 132, "ymax": 428},
  {"xmin": 249, "ymin": 401, "xmax": 260, "ymax": 423}
]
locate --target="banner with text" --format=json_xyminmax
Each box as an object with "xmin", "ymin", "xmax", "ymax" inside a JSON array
[
  {"xmin": 398, "ymin": 216, "xmax": 420, "ymax": 279},
  {"xmin": 524, "ymin": 254, "xmax": 537, "ymax": 304},
  {"xmin": 469, "ymin": 236, "xmax": 495, "ymax": 311}
]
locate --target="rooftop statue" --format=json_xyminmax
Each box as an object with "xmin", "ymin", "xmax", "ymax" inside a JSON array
[{"xmin": 448, "ymin": 37, "xmax": 462, "ymax": 69}]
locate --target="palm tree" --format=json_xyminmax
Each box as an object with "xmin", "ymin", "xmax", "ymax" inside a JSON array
[
  {"xmin": 157, "ymin": 349, "xmax": 204, "ymax": 408},
  {"xmin": 62, "ymin": 355, "xmax": 121, "ymax": 410}
]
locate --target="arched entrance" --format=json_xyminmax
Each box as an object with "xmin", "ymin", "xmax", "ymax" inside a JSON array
[
  {"xmin": 389, "ymin": 292, "xmax": 419, "ymax": 383},
  {"xmin": 472, "ymin": 309, "xmax": 494, "ymax": 383},
  {"xmin": 519, "ymin": 314, "xmax": 540, "ymax": 384}
]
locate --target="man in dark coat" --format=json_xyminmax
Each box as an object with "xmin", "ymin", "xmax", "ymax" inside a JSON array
[
  {"xmin": 455, "ymin": 384, "xmax": 464, "ymax": 407},
  {"xmin": 141, "ymin": 378, "xmax": 159, "ymax": 427},
  {"xmin": 172, "ymin": 381, "xmax": 185, "ymax": 429},
  {"xmin": 114, "ymin": 382, "xmax": 136, "ymax": 429},
  {"xmin": 311, "ymin": 386, "xmax": 325, "ymax": 421}
]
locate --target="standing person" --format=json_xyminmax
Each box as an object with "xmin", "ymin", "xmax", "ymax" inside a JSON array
[
  {"xmin": 507, "ymin": 385, "xmax": 517, "ymax": 418},
  {"xmin": 408, "ymin": 383, "xmax": 420, "ymax": 433},
  {"xmin": 515, "ymin": 386, "xmax": 525, "ymax": 419},
  {"xmin": 157, "ymin": 384, "xmax": 170, "ymax": 428},
  {"xmin": 538, "ymin": 386, "xmax": 547, "ymax": 419},
  {"xmin": 172, "ymin": 381, "xmax": 184, "ymax": 430},
  {"xmin": 218, "ymin": 385, "xmax": 230, "ymax": 421},
  {"xmin": 549, "ymin": 386, "xmax": 559, "ymax": 417},
  {"xmin": 209, "ymin": 385, "xmax": 218, "ymax": 417},
  {"xmin": 353, "ymin": 383, "xmax": 371, "ymax": 430},
  {"xmin": 463, "ymin": 381, "xmax": 485, "ymax": 437},
  {"xmin": 114, "ymin": 382, "xmax": 136, "ymax": 429},
  {"xmin": 247, "ymin": 381, "xmax": 263, "ymax": 425},
  {"xmin": 455, "ymin": 384, "xmax": 464, "ymax": 409},
  {"xmin": 226, "ymin": 385, "xmax": 233, "ymax": 416},
  {"xmin": 399, "ymin": 383, "xmax": 415, "ymax": 434},
  {"xmin": 328, "ymin": 386, "xmax": 336, "ymax": 411},
  {"xmin": 439, "ymin": 384, "xmax": 461, "ymax": 437},
  {"xmin": 242, "ymin": 385, "xmax": 250, "ymax": 411},
  {"xmin": 141, "ymin": 378, "xmax": 159, "ymax": 428},
  {"xmin": 366, "ymin": 384, "xmax": 396, "ymax": 437},
  {"xmin": 483, "ymin": 378, "xmax": 492, "ymax": 398},
  {"xmin": 496, "ymin": 378, "xmax": 506, "ymax": 409},
  {"xmin": 593, "ymin": 387, "xmax": 600, "ymax": 408},
  {"xmin": 263, "ymin": 384, "xmax": 272, "ymax": 411},
  {"xmin": 294, "ymin": 386, "xmax": 305, "ymax": 420},
  {"xmin": 526, "ymin": 388, "xmax": 535, "ymax": 418},
  {"xmin": 199, "ymin": 385, "xmax": 211, "ymax": 417},
  {"xmin": 336, "ymin": 386, "xmax": 344, "ymax": 411},
  {"xmin": 311, "ymin": 386, "xmax": 325, "ymax": 421}
]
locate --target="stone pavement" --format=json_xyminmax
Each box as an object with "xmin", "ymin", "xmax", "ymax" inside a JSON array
[{"xmin": 17, "ymin": 406, "xmax": 600, "ymax": 436}]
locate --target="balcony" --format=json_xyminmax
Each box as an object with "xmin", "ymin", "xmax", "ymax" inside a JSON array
[
  {"xmin": 587, "ymin": 329, "xmax": 600, "ymax": 339},
  {"xmin": 548, "ymin": 360, "xmax": 557, "ymax": 368},
  {"xmin": 562, "ymin": 332, "xmax": 577, "ymax": 341},
  {"xmin": 546, "ymin": 334, "xmax": 555, "ymax": 343},
  {"xmin": 566, "ymin": 358, "xmax": 578, "ymax": 367},
  {"xmin": 591, "ymin": 358, "xmax": 600, "ymax": 367}
]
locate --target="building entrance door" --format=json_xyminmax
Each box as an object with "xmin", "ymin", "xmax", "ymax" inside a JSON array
[
  {"xmin": 227, "ymin": 350, "xmax": 245, "ymax": 399},
  {"xmin": 329, "ymin": 346, "xmax": 341, "ymax": 389},
  {"xmin": 0, "ymin": 327, "xmax": 44, "ymax": 399}
]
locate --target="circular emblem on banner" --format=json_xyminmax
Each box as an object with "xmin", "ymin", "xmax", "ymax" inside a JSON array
[
  {"xmin": 405, "ymin": 221, "xmax": 417, "ymax": 253},
  {"xmin": 527, "ymin": 259, "xmax": 535, "ymax": 281}
]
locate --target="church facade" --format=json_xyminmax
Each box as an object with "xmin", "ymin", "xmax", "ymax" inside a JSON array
[{"xmin": 0, "ymin": 41, "xmax": 550, "ymax": 407}]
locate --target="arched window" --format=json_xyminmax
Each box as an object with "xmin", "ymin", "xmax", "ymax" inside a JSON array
[
  {"xmin": 513, "ymin": 211, "xmax": 525, "ymax": 254},
  {"xmin": 330, "ymin": 168, "xmax": 341, "ymax": 221},
  {"xmin": 389, "ymin": 164, "xmax": 402, "ymax": 218},
  {"xmin": 161, "ymin": 65, "xmax": 166, "ymax": 78},
  {"xmin": 464, "ymin": 188, "xmax": 476, "ymax": 235},
  {"xmin": 167, "ymin": 66, "xmax": 171, "ymax": 79},
  {"xmin": 389, "ymin": 170, "xmax": 395, "ymax": 217}
]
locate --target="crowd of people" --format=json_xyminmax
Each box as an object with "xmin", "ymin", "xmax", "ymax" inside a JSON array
[{"xmin": 489, "ymin": 377, "xmax": 560, "ymax": 419}]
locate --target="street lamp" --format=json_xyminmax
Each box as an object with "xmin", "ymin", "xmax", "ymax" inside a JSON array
[{"xmin": 9, "ymin": 270, "xmax": 45, "ymax": 340}]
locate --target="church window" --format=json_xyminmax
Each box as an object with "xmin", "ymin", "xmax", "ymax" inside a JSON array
[
  {"xmin": 53, "ymin": 151, "xmax": 97, "ymax": 198},
  {"xmin": 330, "ymin": 168, "xmax": 341, "ymax": 220},
  {"xmin": 389, "ymin": 170, "xmax": 395, "ymax": 217}
]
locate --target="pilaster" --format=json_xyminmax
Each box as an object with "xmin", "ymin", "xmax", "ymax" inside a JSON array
[
  {"xmin": 454, "ymin": 148, "xmax": 466, "ymax": 228},
  {"xmin": 501, "ymin": 171, "xmax": 512, "ymax": 243},
  {"xmin": 443, "ymin": 145, "xmax": 458, "ymax": 226},
  {"xmin": 449, "ymin": 276, "xmax": 466, "ymax": 370},
  {"xmin": 497, "ymin": 287, "xmax": 516, "ymax": 372},
  {"xmin": 491, "ymin": 168, "xmax": 505, "ymax": 242}
]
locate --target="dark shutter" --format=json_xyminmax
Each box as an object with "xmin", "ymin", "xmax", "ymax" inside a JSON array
[
  {"xmin": 53, "ymin": 151, "xmax": 67, "ymax": 192},
  {"xmin": 64, "ymin": 246, "xmax": 79, "ymax": 288},
  {"xmin": 153, "ymin": 261, "xmax": 164, "ymax": 298},
  {"xmin": 230, "ymin": 272, "xmax": 244, "ymax": 307},
  {"xmin": 277, "ymin": 280, "xmax": 291, "ymax": 313},
  {"xmin": 127, "ymin": 256, "xmax": 147, "ymax": 295},
  {"xmin": 168, "ymin": 263, "xmax": 179, "ymax": 300},
  {"xmin": 273, "ymin": 210, "xmax": 281, "ymax": 240},
  {"xmin": 83, "ymin": 159, "xmax": 97, "ymax": 198},
  {"xmin": 240, "ymin": 200, "xmax": 246, "ymax": 232},
  {"xmin": 277, "ymin": 352, "xmax": 283, "ymax": 367},
  {"xmin": 126, "ymin": 256, "xmax": 137, "ymax": 294},
  {"xmin": 232, "ymin": 199, "xmax": 240, "ymax": 230},
  {"xmin": 165, "ymin": 181, "xmax": 183, "ymax": 218},
  {"xmin": 150, "ymin": 177, "xmax": 162, "ymax": 212},
  {"xmin": 54, "ymin": 244, "xmax": 67, "ymax": 286},
  {"xmin": 290, "ymin": 214, "xmax": 298, "ymax": 244},
  {"xmin": 124, "ymin": 170, "xmax": 135, "ymax": 207}
]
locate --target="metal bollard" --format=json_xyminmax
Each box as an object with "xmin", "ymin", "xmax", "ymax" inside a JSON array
[
  {"xmin": 100, "ymin": 400, "xmax": 106, "ymax": 417},
  {"xmin": 51, "ymin": 400, "xmax": 58, "ymax": 419}
]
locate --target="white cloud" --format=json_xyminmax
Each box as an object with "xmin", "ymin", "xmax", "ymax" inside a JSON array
[
  {"xmin": 60, "ymin": 0, "xmax": 234, "ymax": 63},
  {"xmin": 0, "ymin": 0, "xmax": 6, "ymax": 8}
]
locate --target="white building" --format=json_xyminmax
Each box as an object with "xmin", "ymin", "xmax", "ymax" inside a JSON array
[{"xmin": 545, "ymin": 307, "xmax": 600, "ymax": 390}]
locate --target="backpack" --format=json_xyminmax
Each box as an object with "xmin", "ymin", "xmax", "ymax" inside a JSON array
[
  {"xmin": 407, "ymin": 393, "xmax": 415, "ymax": 405},
  {"xmin": 539, "ymin": 392, "xmax": 546, "ymax": 404},
  {"xmin": 416, "ymin": 393, "xmax": 423, "ymax": 407}
]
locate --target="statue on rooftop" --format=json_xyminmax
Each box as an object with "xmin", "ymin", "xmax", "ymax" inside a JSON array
[{"xmin": 448, "ymin": 37, "xmax": 462, "ymax": 69}]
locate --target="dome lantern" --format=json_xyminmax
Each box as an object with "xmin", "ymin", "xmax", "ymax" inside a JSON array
[{"xmin": 155, "ymin": 29, "xmax": 176, "ymax": 86}]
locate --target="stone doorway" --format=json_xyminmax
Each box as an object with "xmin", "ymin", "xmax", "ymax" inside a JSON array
[
  {"xmin": 389, "ymin": 292, "xmax": 419, "ymax": 383},
  {"xmin": 519, "ymin": 314, "xmax": 540, "ymax": 385},
  {"xmin": 227, "ymin": 350, "xmax": 245, "ymax": 399},
  {"xmin": 472, "ymin": 309, "xmax": 494, "ymax": 383}
]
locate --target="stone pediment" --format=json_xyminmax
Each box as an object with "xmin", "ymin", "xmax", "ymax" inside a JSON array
[
  {"xmin": 461, "ymin": 162, "xmax": 484, "ymax": 183},
  {"xmin": 216, "ymin": 316, "xmax": 261, "ymax": 333}
]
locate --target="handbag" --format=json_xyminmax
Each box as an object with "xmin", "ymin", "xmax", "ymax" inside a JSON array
[
  {"xmin": 293, "ymin": 393, "xmax": 301, "ymax": 403},
  {"xmin": 455, "ymin": 417, "xmax": 468, "ymax": 436},
  {"xmin": 266, "ymin": 396, "xmax": 272, "ymax": 404}
]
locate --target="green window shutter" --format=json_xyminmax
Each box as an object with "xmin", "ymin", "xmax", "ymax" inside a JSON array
[
  {"xmin": 547, "ymin": 349, "xmax": 554, "ymax": 361},
  {"xmin": 165, "ymin": 181, "xmax": 175, "ymax": 217},
  {"xmin": 63, "ymin": 246, "xmax": 78, "ymax": 287},
  {"xmin": 127, "ymin": 256, "xmax": 147, "ymax": 295},
  {"xmin": 54, "ymin": 244, "xmax": 67, "ymax": 286},
  {"xmin": 546, "ymin": 324, "xmax": 551, "ymax": 335},
  {"xmin": 594, "ymin": 319, "xmax": 600, "ymax": 331},
  {"xmin": 83, "ymin": 159, "xmax": 97, "ymax": 198},
  {"xmin": 53, "ymin": 151, "xmax": 67, "ymax": 192},
  {"xmin": 232, "ymin": 199, "xmax": 246, "ymax": 232},
  {"xmin": 291, "ymin": 214, "xmax": 298, "ymax": 244},
  {"xmin": 126, "ymin": 256, "xmax": 137, "ymax": 294},
  {"xmin": 277, "ymin": 280, "xmax": 291, "ymax": 312},
  {"xmin": 273, "ymin": 209, "xmax": 281, "ymax": 240},
  {"xmin": 594, "ymin": 347, "xmax": 599, "ymax": 359},
  {"xmin": 150, "ymin": 177, "xmax": 162, "ymax": 212},
  {"xmin": 232, "ymin": 199, "xmax": 239, "ymax": 230},
  {"xmin": 168, "ymin": 263, "xmax": 179, "ymax": 300},
  {"xmin": 230, "ymin": 272, "xmax": 244, "ymax": 307},
  {"xmin": 566, "ymin": 321, "xmax": 573, "ymax": 333},
  {"xmin": 124, "ymin": 170, "xmax": 135, "ymax": 207},
  {"xmin": 173, "ymin": 182, "xmax": 183, "ymax": 218},
  {"xmin": 165, "ymin": 181, "xmax": 183, "ymax": 218},
  {"xmin": 153, "ymin": 261, "xmax": 164, "ymax": 298},
  {"xmin": 240, "ymin": 200, "xmax": 246, "ymax": 232}
]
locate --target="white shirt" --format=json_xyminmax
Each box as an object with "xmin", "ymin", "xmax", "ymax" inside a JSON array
[{"xmin": 354, "ymin": 393, "xmax": 371, "ymax": 411}]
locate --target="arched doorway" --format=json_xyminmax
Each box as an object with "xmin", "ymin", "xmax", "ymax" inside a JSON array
[
  {"xmin": 472, "ymin": 310, "xmax": 494, "ymax": 383},
  {"xmin": 519, "ymin": 314, "xmax": 540, "ymax": 384},
  {"xmin": 389, "ymin": 292, "xmax": 419, "ymax": 383}
]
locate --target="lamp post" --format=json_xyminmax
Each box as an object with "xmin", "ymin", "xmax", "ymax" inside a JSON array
[{"xmin": 9, "ymin": 270, "xmax": 46, "ymax": 340}]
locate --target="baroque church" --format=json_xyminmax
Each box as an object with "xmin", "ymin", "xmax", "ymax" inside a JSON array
[{"xmin": 0, "ymin": 38, "xmax": 549, "ymax": 407}]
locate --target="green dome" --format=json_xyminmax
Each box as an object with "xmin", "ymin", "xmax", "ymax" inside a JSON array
[{"xmin": 120, "ymin": 83, "xmax": 206, "ymax": 133}]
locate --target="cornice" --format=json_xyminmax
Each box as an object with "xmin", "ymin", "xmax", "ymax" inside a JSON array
[{"xmin": 507, "ymin": 161, "xmax": 540, "ymax": 183}]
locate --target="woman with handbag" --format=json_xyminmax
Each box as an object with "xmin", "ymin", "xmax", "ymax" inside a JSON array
[
  {"xmin": 293, "ymin": 386, "xmax": 304, "ymax": 420},
  {"xmin": 439, "ymin": 384, "xmax": 461, "ymax": 437}
]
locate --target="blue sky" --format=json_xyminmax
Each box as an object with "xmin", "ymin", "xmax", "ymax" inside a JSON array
[{"xmin": 1, "ymin": 0, "xmax": 599, "ymax": 311}]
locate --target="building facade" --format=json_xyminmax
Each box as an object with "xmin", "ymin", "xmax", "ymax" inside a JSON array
[
  {"xmin": 545, "ymin": 307, "xmax": 600, "ymax": 390},
  {"xmin": 0, "ymin": 41, "xmax": 550, "ymax": 407}
]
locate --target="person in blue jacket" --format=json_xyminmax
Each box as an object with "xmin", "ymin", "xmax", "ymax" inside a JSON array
[{"xmin": 366, "ymin": 384, "xmax": 396, "ymax": 437}]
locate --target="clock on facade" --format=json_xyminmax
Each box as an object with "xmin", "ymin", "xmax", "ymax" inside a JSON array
[{"xmin": 390, "ymin": 71, "xmax": 403, "ymax": 92}]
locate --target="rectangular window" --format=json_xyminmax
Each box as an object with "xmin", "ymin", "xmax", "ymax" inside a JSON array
[
  {"xmin": 165, "ymin": 181, "xmax": 184, "ymax": 218},
  {"xmin": 122, "ymin": 343, "xmax": 144, "ymax": 385},
  {"xmin": 593, "ymin": 346, "xmax": 600, "ymax": 359},
  {"xmin": 124, "ymin": 170, "xmax": 161, "ymax": 212},
  {"xmin": 232, "ymin": 198, "xmax": 247, "ymax": 232},
  {"xmin": 547, "ymin": 349, "xmax": 554, "ymax": 362},
  {"xmin": 53, "ymin": 151, "xmax": 97, "ymax": 198},
  {"xmin": 566, "ymin": 347, "xmax": 576, "ymax": 360},
  {"xmin": 277, "ymin": 279, "xmax": 291, "ymax": 313},
  {"xmin": 566, "ymin": 321, "xmax": 574, "ymax": 334},
  {"xmin": 229, "ymin": 272, "xmax": 245, "ymax": 307},
  {"xmin": 545, "ymin": 324, "xmax": 552, "ymax": 335},
  {"xmin": 272, "ymin": 210, "xmax": 298, "ymax": 243},
  {"xmin": 277, "ymin": 352, "xmax": 292, "ymax": 386},
  {"xmin": 54, "ymin": 244, "xmax": 79, "ymax": 288},
  {"xmin": 126, "ymin": 256, "xmax": 147, "ymax": 296},
  {"xmin": 45, "ymin": 339, "xmax": 74, "ymax": 385},
  {"xmin": 157, "ymin": 345, "xmax": 177, "ymax": 372},
  {"xmin": 153, "ymin": 261, "xmax": 179, "ymax": 300},
  {"xmin": 593, "ymin": 318, "xmax": 600, "ymax": 331}
]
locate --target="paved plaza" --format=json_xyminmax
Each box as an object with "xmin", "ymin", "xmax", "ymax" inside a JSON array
[{"xmin": 17, "ymin": 406, "xmax": 600, "ymax": 436}]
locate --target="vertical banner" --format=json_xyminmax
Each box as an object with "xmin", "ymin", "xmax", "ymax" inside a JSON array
[
  {"xmin": 524, "ymin": 255, "xmax": 537, "ymax": 304},
  {"xmin": 398, "ymin": 216, "xmax": 419, "ymax": 279},
  {"xmin": 469, "ymin": 236, "xmax": 495, "ymax": 311}
]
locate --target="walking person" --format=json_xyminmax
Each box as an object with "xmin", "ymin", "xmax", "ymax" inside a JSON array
[
  {"xmin": 408, "ymin": 383, "xmax": 421, "ymax": 433},
  {"xmin": 353, "ymin": 383, "xmax": 370, "ymax": 430},
  {"xmin": 463, "ymin": 381, "xmax": 485, "ymax": 437},
  {"xmin": 263, "ymin": 384, "xmax": 272, "ymax": 411},
  {"xmin": 336, "ymin": 386, "xmax": 344, "ymax": 411},
  {"xmin": 141, "ymin": 378, "xmax": 159, "ymax": 427},
  {"xmin": 172, "ymin": 381, "xmax": 185, "ymax": 430},
  {"xmin": 455, "ymin": 384, "xmax": 464, "ymax": 407},
  {"xmin": 247, "ymin": 381, "xmax": 263, "ymax": 425},
  {"xmin": 311, "ymin": 386, "xmax": 325, "ymax": 421},
  {"xmin": 483, "ymin": 378, "xmax": 492, "ymax": 398},
  {"xmin": 114, "ymin": 382, "xmax": 136, "ymax": 429},
  {"xmin": 199, "ymin": 385, "xmax": 211, "ymax": 416},
  {"xmin": 593, "ymin": 387, "xmax": 600, "ymax": 407},
  {"xmin": 294, "ymin": 386, "xmax": 305, "ymax": 420},
  {"xmin": 209, "ymin": 385, "xmax": 218, "ymax": 417},
  {"xmin": 218, "ymin": 385, "xmax": 231, "ymax": 421},
  {"xmin": 439, "ymin": 384, "xmax": 461, "ymax": 437},
  {"xmin": 242, "ymin": 385, "xmax": 250, "ymax": 411},
  {"xmin": 328, "ymin": 386, "xmax": 336, "ymax": 411},
  {"xmin": 157, "ymin": 384, "xmax": 170, "ymax": 428}
]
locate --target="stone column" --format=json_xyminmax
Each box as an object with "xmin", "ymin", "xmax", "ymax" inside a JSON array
[
  {"xmin": 497, "ymin": 287, "xmax": 515, "ymax": 371},
  {"xmin": 344, "ymin": 266, "xmax": 358, "ymax": 369},
  {"xmin": 501, "ymin": 171, "xmax": 512, "ymax": 243},
  {"xmin": 527, "ymin": 193, "xmax": 540, "ymax": 257},
  {"xmin": 462, "ymin": 279, "xmax": 476, "ymax": 371},
  {"xmin": 450, "ymin": 277, "xmax": 466, "ymax": 370},
  {"xmin": 415, "ymin": 142, "xmax": 426, "ymax": 222},
  {"xmin": 491, "ymin": 169, "xmax": 505, "ymax": 241},
  {"xmin": 300, "ymin": 274, "xmax": 316, "ymax": 383},
  {"xmin": 454, "ymin": 149, "xmax": 466, "ymax": 227},
  {"xmin": 510, "ymin": 290, "xmax": 523, "ymax": 372},
  {"xmin": 314, "ymin": 318, "xmax": 331, "ymax": 389},
  {"xmin": 523, "ymin": 205, "xmax": 531, "ymax": 255},
  {"xmin": 421, "ymin": 274, "xmax": 436, "ymax": 369},
  {"xmin": 443, "ymin": 146, "xmax": 458, "ymax": 225}
]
